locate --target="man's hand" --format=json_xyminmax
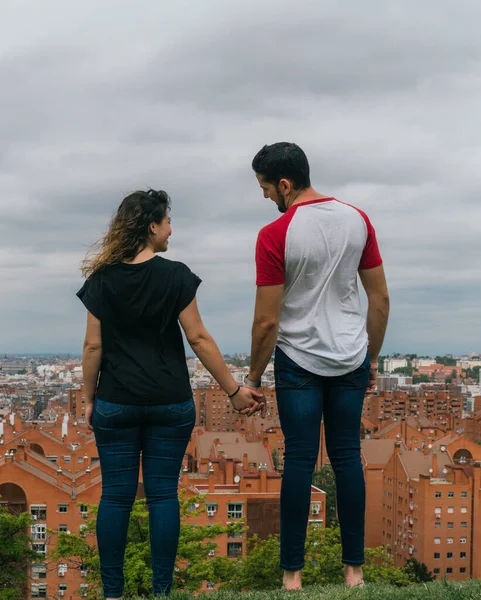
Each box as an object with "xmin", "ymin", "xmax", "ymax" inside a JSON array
[
  {"xmin": 367, "ymin": 363, "xmax": 378, "ymax": 392},
  {"xmin": 230, "ymin": 387, "xmax": 264, "ymax": 417},
  {"xmin": 85, "ymin": 401, "xmax": 94, "ymax": 432},
  {"xmin": 243, "ymin": 385, "xmax": 267, "ymax": 418}
]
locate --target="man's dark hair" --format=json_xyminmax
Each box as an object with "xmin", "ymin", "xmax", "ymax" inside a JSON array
[{"xmin": 252, "ymin": 142, "xmax": 311, "ymax": 189}]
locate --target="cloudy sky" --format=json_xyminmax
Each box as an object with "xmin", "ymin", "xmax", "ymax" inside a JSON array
[{"xmin": 1, "ymin": 0, "xmax": 480, "ymax": 356}]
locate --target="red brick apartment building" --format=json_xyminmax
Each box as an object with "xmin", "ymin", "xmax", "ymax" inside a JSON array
[
  {"xmin": 362, "ymin": 432, "xmax": 481, "ymax": 580},
  {"xmin": 363, "ymin": 389, "xmax": 464, "ymax": 429}
]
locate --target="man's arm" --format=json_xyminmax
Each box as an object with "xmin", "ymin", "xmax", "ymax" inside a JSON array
[
  {"xmin": 82, "ymin": 311, "xmax": 102, "ymax": 403},
  {"xmin": 248, "ymin": 284, "xmax": 284, "ymax": 382},
  {"xmin": 359, "ymin": 264, "xmax": 390, "ymax": 364}
]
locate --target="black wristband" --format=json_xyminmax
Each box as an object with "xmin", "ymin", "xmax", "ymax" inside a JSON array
[{"xmin": 227, "ymin": 385, "xmax": 241, "ymax": 399}]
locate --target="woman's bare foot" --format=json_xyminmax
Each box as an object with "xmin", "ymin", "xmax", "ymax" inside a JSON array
[
  {"xmin": 344, "ymin": 565, "xmax": 364, "ymax": 587},
  {"xmin": 283, "ymin": 569, "xmax": 302, "ymax": 590}
]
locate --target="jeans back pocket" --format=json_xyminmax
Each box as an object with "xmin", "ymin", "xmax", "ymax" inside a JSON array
[{"xmin": 95, "ymin": 398, "xmax": 124, "ymax": 418}]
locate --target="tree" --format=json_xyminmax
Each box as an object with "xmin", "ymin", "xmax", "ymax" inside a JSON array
[
  {"xmin": 435, "ymin": 356, "xmax": 456, "ymax": 366},
  {"xmin": 413, "ymin": 374, "xmax": 430, "ymax": 384},
  {"xmin": 225, "ymin": 535, "xmax": 282, "ymax": 591},
  {"xmin": 271, "ymin": 449, "xmax": 280, "ymax": 472},
  {"xmin": 0, "ymin": 505, "xmax": 42, "ymax": 600},
  {"xmin": 393, "ymin": 367, "xmax": 413, "ymax": 376},
  {"xmin": 302, "ymin": 526, "xmax": 410, "ymax": 586},
  {"xmin": 466, "ymin": 366, "xmax": 481, "ymax": 380},
  {"xmin": 312, "ymin": 466, "xmax": 337, "ymax": 527},
  {"xmin": 52, "ymin": 493, "xmax": 240, "ymax": 597},
  {"xmin": 402, "ymin": 557, "xmax": 435, "ymax": 583}
]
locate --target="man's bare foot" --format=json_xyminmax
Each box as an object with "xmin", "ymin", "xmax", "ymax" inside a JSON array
[
  {"xmin": 283, "ymin": 569, "xmax": 302, "ymax": 590},
  {"xmin": 344, "ymin": 565, "xmax": 364, "ymax": 587}
]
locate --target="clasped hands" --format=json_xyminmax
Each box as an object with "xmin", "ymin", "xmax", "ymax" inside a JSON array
[{"xmin": 230, "ymin": 385, "xmax": 267, "ymax": 418}]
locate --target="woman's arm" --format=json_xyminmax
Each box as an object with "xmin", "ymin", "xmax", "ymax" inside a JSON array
[
  {"xmin": 81, "ymin": 312, "xmax": 102, "ymax": 427},
  {"xmin": 179, "ymin": 298, "xmax": 264, "ymax": 415}
]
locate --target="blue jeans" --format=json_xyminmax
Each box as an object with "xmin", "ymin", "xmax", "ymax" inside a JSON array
[
  {"xmin": 92, "ymin": 397, "xmax": 196, "ymax": 598},
  {"xmin": 275, "ymin": 347, "xmax": 369, "ymax": 570}
]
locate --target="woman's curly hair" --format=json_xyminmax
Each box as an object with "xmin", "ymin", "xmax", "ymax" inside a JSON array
[{"xmin": 81, "ymin": 189, "xmax": 171, "ymax": 278}]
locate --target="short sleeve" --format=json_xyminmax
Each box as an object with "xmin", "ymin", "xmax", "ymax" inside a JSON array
[
  {"xmin": 358, "ymin": 212, "xmax": 383, "ymax": 270},
  {"xmin": 174, "ymin": 263, "xmax": 202, "ymax": 315},
  {"xmin": 77, "ymin": 274, "xmax": 103, "ymax": 320},
  {"xmin": 255, "ymin": 225, "xmax": 286, "ymax": 286}
]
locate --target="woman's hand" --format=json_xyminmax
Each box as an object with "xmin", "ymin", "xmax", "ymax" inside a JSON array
[{"xmin": 230, "ymin": 387, "xmax": 265, "ymax": 417}]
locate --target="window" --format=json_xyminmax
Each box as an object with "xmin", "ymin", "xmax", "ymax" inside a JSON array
[
  {"xmin": 227, "ymin": 542, "xmax": 242, "ymax": 558},
  {"xmin": 32, "ymin": 543, "xmax": 46, "ymax": 556},
  {"xmin": 58, "ymin": 504, "xmax": 68, "ymax": 513},
  {"xmin": 78, "ymin": 456, "xmax": 84, "ymax": 463},
  {"xmin": 434, "ymin": 553, "xmax": 440, "ymax": 559},
  {"xmin": 80, "ymin": 505, "xmax": 89, "ymax": 515},
  {"xmin": 206, "ymin": 503, "xmax": 217, "ymax": 516},
  {"xmin": 448, "ymin": 491, "xmax": 454, "ymax": 498},
  {"xmin": 47, "ymin": 456, "xmax": 57, "ymax": 463},
  {"xmin": 63, "ymin": 456, "xmax": 70, "ymax": 463},
  {"xmin": 31, "ymin": 524, "xmax": 46, "ymax": 541},
  {"xmin": 80, "ymin": 565, "xmax": 88, "ymax": 577},
  {"xmin": 461, "ymin": 521, "xmax": 468, "ymax": 528},
  {"xmin": 461, "ymin": 506, "xmax": 468, "ymax": 513},
  {"xmin": 461, "ymin": 552, "xmax": 467, "ymax": 559},
  {"xmin": 447, "ymin": 552, "xmax": 453, "ymax": 559},
  {"xmin": 447, "ymin": 507, "xmax": 454, "ymax": 514},
  {"xmin": 80, "ymin": 524, "xmax": 88, "ymax": 537},
  {"xmin": 32, "ymin": 564, "xmax": 47, "ymax": 580},
  {"xmin": 206, "ymin": 582, "xmax": 215, "ymax": 590},
  {"xmin": 435, "ymin": 491, "xmax": 442, "ymax": 498},
  {"xmin": 446, "ymin": 568, "xmax": 452, "ymax": 574},
  {"xmin": 58, "ymin": 563, "xmax": 67, "ymax": 576},
  {"xmin": 434, "ymin": 568, "xmax": 440, "ymax": 575},
  {"xmin": 461, "ymin": 537, "xmax": 467, "ymax": 544},
  {"xmin": 227, "ymin": 503, "xmax": 243, "ymax": 519},
  {"xmin": 30, "ymin": 505, "xmax": 47, "ymax": 521},
  {"xmin": 31, "ymin": 584, "xmax": 47, "ymax": 598},
  {"xmin": 434, "ymin": 538, "xmax": 441, "ymax": 545},
  {"xmin": 59, "ymin": 524, "xmax": 68, "ymax": 533},
  {"xmin": 447, "ymin": 538, "xmax": 454, "ymax": 544},
  {"xmin": 435, "ymin": 522, "xmax": 441, "ymax": 529},
  {"xmin": 447, "ymin": 522, "xmax": 454, "ymax": 528},
  {"xmin": 80, "ymin": 584, "xmax": 88, "ymax": 597},
  {"xmin": 227, "ymin": 526, "xmax": 243, "ymax": 539},
  {"xmin": 435, "ymin": 507, "xmax": 441, "ymax": 514}
]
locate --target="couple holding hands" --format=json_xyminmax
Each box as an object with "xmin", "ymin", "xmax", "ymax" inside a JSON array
[{"xmin": 78, "ymin": 142, "xmax": 389, "ymax": 598}]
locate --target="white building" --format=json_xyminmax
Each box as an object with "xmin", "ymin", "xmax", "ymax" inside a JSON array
[
  {"xmin": 383, "ymin": 358, "xmax": 408, "ymax": 373},
  {"xmin": 412, "ymin": 358, "xmax": 436, "ymax": 368}
]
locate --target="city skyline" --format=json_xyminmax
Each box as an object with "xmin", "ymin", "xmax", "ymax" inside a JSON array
[{"xmin": 1, "ymin": 1, "xmax": 481, "ymax": 355}]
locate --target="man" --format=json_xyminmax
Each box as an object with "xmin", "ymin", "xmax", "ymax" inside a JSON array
[{"xmin": 244, "ymin": 142, "xmax": 389, "ymax": 589}]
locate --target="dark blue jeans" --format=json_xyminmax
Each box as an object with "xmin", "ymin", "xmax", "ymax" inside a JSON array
[
  {"xmin": 275, "ymin": 347, "xmax": 369, "ymax": 570},
  {"xmin": 92, "ymin": 397, "xmax": 196, "ymax": 598}
]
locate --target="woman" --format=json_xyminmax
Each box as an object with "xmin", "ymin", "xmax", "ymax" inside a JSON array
[{"xmin": 77, "ymin": 189, "xmax": 263, "ymax": 599}]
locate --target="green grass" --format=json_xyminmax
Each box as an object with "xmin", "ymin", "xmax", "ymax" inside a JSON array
[{"xmin": 137, "ymin": 580, "xmax": 481, "ymax": 600}]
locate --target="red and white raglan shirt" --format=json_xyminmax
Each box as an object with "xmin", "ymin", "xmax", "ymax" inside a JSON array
[{"xmin": 255, "ymin": 198, "xmax": 383, "ymax": 376}]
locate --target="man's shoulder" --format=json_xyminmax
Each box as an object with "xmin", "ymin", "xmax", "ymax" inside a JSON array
[
  {"xmin": 333, "ymin": 199, "xmax": 370, "ymax": 222},
  {"xmin": 258, "ymin": 212, "xmax": 295, "ymax": 240}
]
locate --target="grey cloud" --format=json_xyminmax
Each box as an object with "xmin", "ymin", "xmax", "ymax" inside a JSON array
[{"xmin": 1, "ymin": 0, "xmax": 481, "ymax": 354}]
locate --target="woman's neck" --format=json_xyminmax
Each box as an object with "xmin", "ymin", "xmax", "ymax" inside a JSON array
[{"xmin": 123, "ymin": 246, "xmax": 156, "ymax": 264}]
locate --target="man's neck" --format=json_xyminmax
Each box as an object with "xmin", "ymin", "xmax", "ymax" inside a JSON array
[{"xmin": 288, "ymin": 187, "xmax": 328, "ymax": 209}]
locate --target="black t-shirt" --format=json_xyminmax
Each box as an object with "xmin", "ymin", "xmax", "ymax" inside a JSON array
[{"xmin": 77, "ymin": 256, "xmax": 201, "ymax": 406}]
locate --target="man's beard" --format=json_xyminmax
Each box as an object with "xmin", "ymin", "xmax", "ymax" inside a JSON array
[{"xmin": 275, "ymin": 186, "xmax": 287, "ymax": 213}]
